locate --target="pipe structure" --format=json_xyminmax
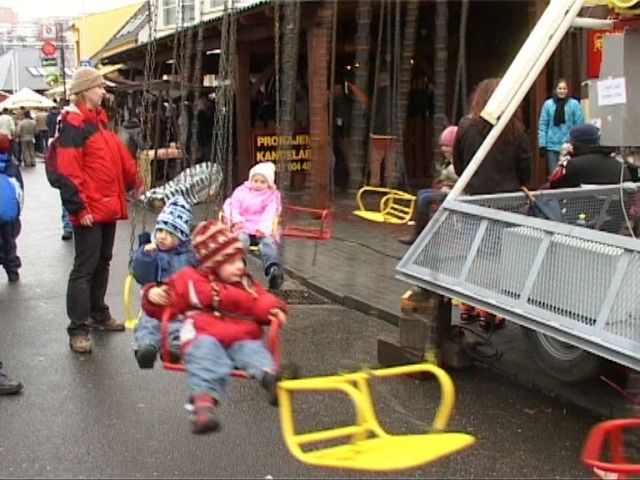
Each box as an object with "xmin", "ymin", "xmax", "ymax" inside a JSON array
[{"xmin": 572, "ymin": 16, "xmax": 615, "ymax": 28}]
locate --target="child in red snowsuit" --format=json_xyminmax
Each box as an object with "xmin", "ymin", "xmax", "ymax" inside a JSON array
[{"xmin": 142, "ymin": 220, "xmax": 287, "ymax": 434}]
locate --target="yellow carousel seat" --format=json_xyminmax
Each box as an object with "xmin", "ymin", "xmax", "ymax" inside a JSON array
[
  {"xmin": 123, "ymin": 272, "xmax": 141, "ymax": 330},
  {"xmin": 277, "ymin": 362, "xmax": 475, "ymax": 472},
  {"xmin": 352, "ymin": 186, "xmax": 416, "ymax": 225}
]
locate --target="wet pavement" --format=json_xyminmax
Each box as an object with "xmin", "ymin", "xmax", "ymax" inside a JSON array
[
  {"xmin": 279, "ymin": 193, "xmax": 631, "ymax": 420},
  {"xmin": 0, "ymin": 162, "xmax": 616, "ymax": 478}
]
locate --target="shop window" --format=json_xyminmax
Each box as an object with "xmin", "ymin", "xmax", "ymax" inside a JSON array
[
  {"xmin": 207, "ymin": 0, "xmax": 226, "ymax": 10},
  {"xmin": 160, "ymin": 0, "xmax": 196, "ymax": 28}
]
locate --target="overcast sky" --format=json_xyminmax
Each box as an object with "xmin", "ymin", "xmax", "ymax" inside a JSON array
[{"xmin": 5, "ymin": 0, "xmax": 141, "ymax": 21}]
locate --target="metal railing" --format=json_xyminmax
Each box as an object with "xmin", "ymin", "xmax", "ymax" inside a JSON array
[{"xmin": 396, "ymin": 184, "xmax": 640, "ymax": 371}]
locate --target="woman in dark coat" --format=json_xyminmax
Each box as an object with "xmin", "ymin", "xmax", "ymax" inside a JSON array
[
  {"xmin": 452, "ymin": 77, "xmax": 532, "ymax": 330},
  {"xmin": 453, "ymin": 78, "xmax": 532, "ymax": 196}
]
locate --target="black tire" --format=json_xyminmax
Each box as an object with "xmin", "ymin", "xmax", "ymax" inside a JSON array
[{"xmin": 521, "ymin": 327, "xmax": 601, "ymax": 383}]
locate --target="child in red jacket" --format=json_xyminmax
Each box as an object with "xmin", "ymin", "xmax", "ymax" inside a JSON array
[{"xmin": 142, "ymin": 220, "xmax": 287, "ymax": 434}]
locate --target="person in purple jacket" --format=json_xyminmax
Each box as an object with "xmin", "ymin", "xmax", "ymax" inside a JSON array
[{"xmin": 222, "ymin": 161, "xmax": 284, "ymax": 290}]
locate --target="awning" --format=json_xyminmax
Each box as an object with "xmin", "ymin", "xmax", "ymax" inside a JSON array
[{"xmin": 97, "ymin": 63, "xmax": 124, "ymax": 76}]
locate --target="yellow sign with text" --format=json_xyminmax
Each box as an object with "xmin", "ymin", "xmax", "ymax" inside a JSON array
[{"xmin": 253, "ymin": 133, "xmax": 312, "ymax": 172}]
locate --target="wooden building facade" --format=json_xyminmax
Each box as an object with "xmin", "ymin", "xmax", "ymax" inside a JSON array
[{"xmin": 101, "ymin": 0, "xmax": 588, "ymax": 208}]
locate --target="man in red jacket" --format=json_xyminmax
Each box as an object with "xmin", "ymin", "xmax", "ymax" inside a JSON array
[{"xmin": 47, "ymin": 67, "xmax": 141, "ymax": 353}]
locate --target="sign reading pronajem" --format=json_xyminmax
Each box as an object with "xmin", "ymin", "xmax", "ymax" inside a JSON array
[{"xmin": 253, "ymin": 133, "xmax": 312, "ymax": 172}]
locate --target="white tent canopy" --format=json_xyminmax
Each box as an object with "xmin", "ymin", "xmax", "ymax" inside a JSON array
[{"xmin": 0, "ymin": 87, "xmax": 56, "ymax": 109}]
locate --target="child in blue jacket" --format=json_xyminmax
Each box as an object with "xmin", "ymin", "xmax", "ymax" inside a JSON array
[
  {"xmin": 131, "ymin": 196, "xmax": 196, "ymax": 368},
  {"xmin": 0, "ymin": 134, "xmax": 23, "ymax": 283}
]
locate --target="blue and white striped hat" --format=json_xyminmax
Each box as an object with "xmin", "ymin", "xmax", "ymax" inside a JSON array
[{"xmin": 155, "ymin": 196, "xmax": 193, "ymax": 242}]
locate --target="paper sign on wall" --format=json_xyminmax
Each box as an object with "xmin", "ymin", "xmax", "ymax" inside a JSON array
[{"xmin": 597, "ymin": 77, "xmax": 627, "ymax": 106}]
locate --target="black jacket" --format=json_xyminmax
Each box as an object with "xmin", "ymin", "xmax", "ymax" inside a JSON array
[
  {"xmin": 549, "ymin": 146, "xmax": 631, "ymax": 189},
  {"xmin": 453, "ymin": 119, "xmax": 531, "ymax": 195}
]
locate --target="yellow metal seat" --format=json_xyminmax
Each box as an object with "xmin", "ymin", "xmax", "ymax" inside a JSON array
[
  {"xmin": 352, "ymin": 186, "xmax": 416, "ymax": 224},
  {"xmin": 123, "ymin": 272, "xmax": 141, "ymax": 330},
  {"xmin": 277, "ymin": 363, "xmax": 475, "ymax": 472}
]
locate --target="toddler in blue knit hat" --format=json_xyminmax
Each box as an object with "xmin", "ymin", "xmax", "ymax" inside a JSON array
[{"xmin": 130, "ymin": 196, "xmax": 197, "ymax": 369}]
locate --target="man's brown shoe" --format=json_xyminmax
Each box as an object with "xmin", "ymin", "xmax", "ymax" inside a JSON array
[
  {"xmin": 69, "ymin": 335, "xmax": 92, "ymax": 353},
  {"xmin": 87, "ymin": 317, "xmax": 125, "ymax": 332}
]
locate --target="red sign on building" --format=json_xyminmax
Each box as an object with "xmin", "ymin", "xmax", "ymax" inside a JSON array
[
  {"xmin": 41, "ymin": 41, "xmax": 57, "ymax": 58},
  {"xmin": 587, "ymin": 30, "xmax": 606, "ymax": 79}
]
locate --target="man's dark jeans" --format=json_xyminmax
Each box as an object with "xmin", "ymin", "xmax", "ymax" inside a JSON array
[{"xmin": 67, "ymin": 222, "xmax": 116, "ymax": 336}]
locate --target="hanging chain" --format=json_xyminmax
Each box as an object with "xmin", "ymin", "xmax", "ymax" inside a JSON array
[
  {"xmin": 395, "ymin": 0, "xmax": 418, "ymax": 189},
  {"xmin": 177, "ymin": 0, "xmax": 192, "ymax": 172},
  {"xmin": 392, "ymin": 0, "xmax": 402, "ymax": 186},
  {"xmin": 348, "ymin": 0, "xmax": 372, "ymax": 189},
  {"xmin": 451, "ymin": 0, "xmax": 469, "ymax": 123},
  {"xmin": 140, "ymin": 0, "xmax": 157, "ymax": 155},
  {"xmin": 226, "ymin": 8, "xmax": 237, "ymax": 202},
  {"xmin": 432, "ymin": 0, "xmax": 449, "ymax": 176},
  {"xmin": 190, "ymin": 25, "xmax": 204, "ymax": 165},
  {"xmin": 159, "ymin": 0, "xmax": 184, "ymax": 187},
  {"xmin": 178, "ymin": 26, "xmax": 193, "ymax": 172},
  {"xmin": 363, "ymin": 0, "xmax": 386, "ymax": 187},
  {"xmin": 129, "ymin": 0, "xmax": 158, "ymax": 258},
  {"xmin": 308, "ymin": 2, "xmax": 333, "ymax": 266},
  {"xmin": 170, "ymin": 0, "xmax": 182, "ymax": 79},
  {"xmin": 272, "ymin": 0, "xmax": 300, "ymax": 266},
  {"xmin": 325, "ymin": 0, "xmax": 339, "ymax": 205},
  {"xmin": 274, "ymin": 0, "xmax": 280, "ymax": 134},
  {"xmin": 327, "ymin": 0, "xmax": 338, "ymax": 159},
  {"xmin": 205, "ymin": 0, "xmax": 237, "ymax": 221},
  {"xmin": 276, "ymin": 0, "xmax": 300, "ymax": 198}
]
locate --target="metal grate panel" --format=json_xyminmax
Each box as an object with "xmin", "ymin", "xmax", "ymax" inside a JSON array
[
  {"xmin": 397, "ymin": 184, "xmax": 640, "ymax": 371},
  {"xmin": 414, "ymin": 210, "xmax": 481, "ymax": 280}
]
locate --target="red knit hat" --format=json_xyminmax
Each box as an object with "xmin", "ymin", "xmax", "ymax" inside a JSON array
[{"xmin": 191, "ymin": 220, "xmax": 245, "ymax": 273}]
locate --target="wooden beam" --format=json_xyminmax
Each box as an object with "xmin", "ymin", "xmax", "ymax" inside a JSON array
[
  {"xmin": 237, "ymin": 23, "xmax": 274, "ymax": 43},
  {"xmin": 235, "ymin": 42, "xmax": 252, "ymax": 186},
  {"xmin": 239, "ymin": 10, "xmax": 271, "ymax": 26},
  {"xmin": 307, "ymin": 10, "xmax": 332, "ymax": 210}
]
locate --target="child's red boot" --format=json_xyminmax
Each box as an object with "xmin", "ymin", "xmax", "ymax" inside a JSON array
[
  {"xmin": 477, "ymin": 311, "xmax": 505, "ymax": 332},
  {"xmin": 459, "ymin": 303, "xmax": 478, "ymax": 324},
  {"xmin": 191, "ymin": 394, "xmax": 219, "ymax": 434}
]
